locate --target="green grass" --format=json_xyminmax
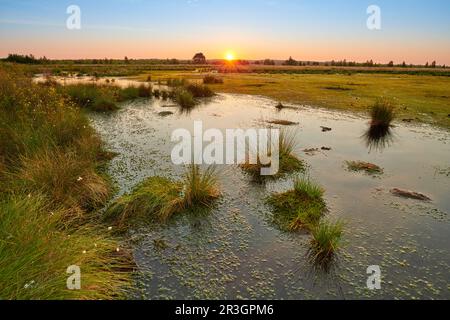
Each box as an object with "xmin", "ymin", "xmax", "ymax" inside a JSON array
[
  {"xmin": 0, "ymin": 64, "xmax": 132, "ymax": 299},
  {"xmin": 309, "ymin": 220, "xmax": 344, "ymax": 267},
  {"xmin": 105, "ymin": 165, "xmax": 220, "ymax": 229},
  {"xmin": 267, "ymin": 176, "xmax": 327, "ymax": 232}
]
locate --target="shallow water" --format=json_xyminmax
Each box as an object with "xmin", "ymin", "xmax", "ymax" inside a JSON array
[{"xmin": 86, "ymin": 87, "xmax": 450, "ymax": 299}]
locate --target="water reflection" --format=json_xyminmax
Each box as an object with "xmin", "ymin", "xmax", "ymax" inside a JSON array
[{"xmin": 362, "ymin": 124, "xmax": 394, "ymax": 152}]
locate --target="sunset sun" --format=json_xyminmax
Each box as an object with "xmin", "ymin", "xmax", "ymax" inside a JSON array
[{"xmin": 225, "ymin": 52, "xmax": 235, "ymax": 61}]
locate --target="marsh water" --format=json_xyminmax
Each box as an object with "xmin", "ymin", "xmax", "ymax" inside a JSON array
[{"xmin": 39, "ymin": 76, "xmax": 450, "ymax": 299}]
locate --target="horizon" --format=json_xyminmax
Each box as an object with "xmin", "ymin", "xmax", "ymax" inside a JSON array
[{"xmin": 1, "ymin": 0, "xmax": 450, "ymax": 64}]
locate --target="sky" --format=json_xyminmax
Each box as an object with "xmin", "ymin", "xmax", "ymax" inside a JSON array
[{"xmin": 0, "ymin": 0, "xmax": 449, "ymax": 64}]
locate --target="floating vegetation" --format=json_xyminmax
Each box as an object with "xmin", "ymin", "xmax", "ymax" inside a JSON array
[
  {"xmin": 267, "ymin": 176, "xmax": 327, "ymax": 232},
  {"xmin": 345, "ymin": 160, "xmax": 383, "ymax": 175},
  {"xmin": 390, "ymin": 188, "xmax": 432, "ymax": 201},
  {"xmin": 266, "ymin": 119, "xmax": 299, "ymax": 126}
]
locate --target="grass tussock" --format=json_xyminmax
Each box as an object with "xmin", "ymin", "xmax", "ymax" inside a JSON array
[
  {"xmin": 308, "ymin": 220, "xmax": 344, "ymax": 267},
  {"xmin": 17, "ymin": 148, "xmax": 111, "ymax": 218},
  {"xmin": 105, "ymin": 165, "xmax": 220, "ymax": 229},
  {"xmin": 0, "ymin": 65, "xmax": 131, "ymax": 299},
  {"xmin": 267, "ymin": 176, "xmax": 326, "ymax": 231},
  {"xmin": 240, "ymin": 129, "xmax": 304, "ymax": 179},
  {"xmin": 182, "ymin": 165, "xmax": 220, "ymax": 207},
  {"xmin": 370, "ymin": 98, "xmax": 395, "ymax": 127},
  {"xmin": 105, "ymin": 176, "xmax": 185, "ymax": 228}
]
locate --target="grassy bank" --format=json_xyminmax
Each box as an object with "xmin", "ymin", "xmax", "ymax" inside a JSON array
[{"xmin": 0, "ymin": 64, "xmax": 132, "ymax": 299}]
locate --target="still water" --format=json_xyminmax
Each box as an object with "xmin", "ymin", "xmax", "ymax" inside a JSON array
[{"xmin": 87, "ymin": 89, "xmax": 449, "ymax": 300}]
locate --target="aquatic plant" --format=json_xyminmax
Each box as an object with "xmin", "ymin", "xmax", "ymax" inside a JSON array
[{"xmin": 308, "ymin": 220, "xmax": 344, "ymax": 266}]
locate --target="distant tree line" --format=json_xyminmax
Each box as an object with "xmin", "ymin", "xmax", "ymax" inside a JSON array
[{"xmin": 1, "ymin": 53, "xmax": 445, "ymax": 69}]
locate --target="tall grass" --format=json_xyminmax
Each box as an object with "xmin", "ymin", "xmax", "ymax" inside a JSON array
[
  {"xmin": 0, "ymin": 65, "xmax": 131, "ymax": 299},
  {"xmin": 0, "ymin": 195, "xmax": 131, "ymax": 300},
  {"xmin": 61, "ymin": 84, "xmax": 119, "ymax": 112},
  {"xmin": 182, "ymin": 165, "xmax": 220, "ymax": 207}
]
